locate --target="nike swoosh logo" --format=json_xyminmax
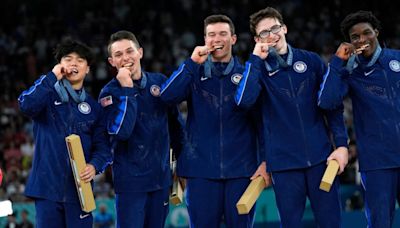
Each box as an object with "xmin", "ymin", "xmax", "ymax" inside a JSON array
[
  {"xmin": 163, "ymin": 201, "xmax": 169, "ymax": 206},
  {"xmin": 268, "ymin": 69, "xmax": 280, "ymax": 76},
  {"xmin": 200, "ymin": 76, "xmax": 209, "ymax": 81},
  {"xmin": 364, "ymin": 69, "xmax": 375, "ymax": 76},
  {"xmin": 79, "ymin": 214, "xmax": 90, "ymax": 219},
  {"xmin": 54, "ymin": 101, "xmax": 62, "ymax": 105}
]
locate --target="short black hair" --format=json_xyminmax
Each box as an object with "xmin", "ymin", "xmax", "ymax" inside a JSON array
[
  {"xmin": 54, "ymin": 38, "xmax": 94, "ymax": 65},
  {"xmin": 204, "ymin": 14, "xmax": 235, "ymax": 36},
  {"xmin": 250, "ymin": 7, "xmax": 285, "ymax": 37},
  {"xmin": 108, "ymin": 30, "xmax": 140, "ymax": 56},
  {"xmin": 340, "ymin": 11, "xmax": 381, "ymax": 41}
]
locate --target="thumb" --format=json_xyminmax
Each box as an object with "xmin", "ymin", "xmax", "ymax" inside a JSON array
[{"xmin": 250, "ymin": 173, "xmax": 258, "ymax": 180}]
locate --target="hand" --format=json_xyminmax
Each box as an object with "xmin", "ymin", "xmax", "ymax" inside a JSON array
[
  {"xmin": 335, "ymin": 42, "xmax": 355, "ymax": 61},
  {"xmin": 52, "ymin": 64, "xmax": 68, "ymax": 80},
  {"xmin": 191, "ymin": 45, "xmax": 215, "ymax": 64},
  {"xmin": 80, "ymin": 164, "xmax": 96, "ymax": 183},
  {"xmin": 250, "ymin": 161, "xmax": 271, "ymax": 188},
  {"xmin": 253, "ymin": 43, "xmax": 273, "ymax": 60},
  {"xmin": 178, "ymin": 177, "xmax": 186, "ymax": 190},
  {"xmin": 327, "ymin": 146, "xmax": 349, "ymax": 174},
  {"xmin": 116, "ymin": 67, "xmax": 134, "ymax": 87}
]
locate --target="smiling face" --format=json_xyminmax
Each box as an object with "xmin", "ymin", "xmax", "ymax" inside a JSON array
[
  {"xmin": 204, "ymin": 22, "xmax": 237, "ymax": 62},
  {"xmin": 348, "ymin": 22, "xmax": 379, "ymax": 58},
  {"xmin": 108, "ymin": 39, "xmax": 143, "ymax": 78},
  {"xmin": 60, "ymin": 52, "xmax": 89, "ymax": 88},
  {"xmin": 254, "ymin": 17, "xmax": 288, "ymax": 54}
]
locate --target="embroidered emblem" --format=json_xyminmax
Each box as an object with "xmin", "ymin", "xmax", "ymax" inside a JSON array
[
  {"xmin": 231, "ymin": 73, "xmax": 243, "ymax": 85},
  {"xmin": 150, "ymin": 85, "xmax": 161, "ymax": 97},
  {"xmin": 389, "ymin": 60, "xmax": 400, "ymax": 72},
  {"xmin": 100, "ymin": 95, "xmax": 113, "ymax": 107},
  {"xmin": 293, "ymin": 61, "xmax": 307, "ymax": 73},
  {"xmin": 78, "ymin": 102, "xmax": 91, "ymax": 114}
]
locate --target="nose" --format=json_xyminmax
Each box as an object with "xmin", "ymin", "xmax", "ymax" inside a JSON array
[
  {"xmin": 123, "ymin": 53, "xmax": 131, "ymax": 61},
  {"xmin": 358, "ymin": 34, "xmax": 367, "ymax": 43}
]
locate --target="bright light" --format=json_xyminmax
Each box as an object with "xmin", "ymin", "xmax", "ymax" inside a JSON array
[{"xmin": 0, "ymin": 200, "xmax": 13, "ymax": 217}]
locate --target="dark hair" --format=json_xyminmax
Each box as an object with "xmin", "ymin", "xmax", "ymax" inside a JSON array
[
  {"xmin": 108, "ymin": 30, "xmax": 140, "ymax": 56},
  {"xmin": 340, "ymin": 11, "xmax": 381, "ymax": 41},
  {"xmin": 250, "ymin": 7, "xmax": 285, "ymax": 36},
  {"xmin": 54, "ymin": 38, "xmax": 94, "ymax": 65},
  {"xmin": 204, "ymin": 14, "xmax": 235, "ymax": 35}
]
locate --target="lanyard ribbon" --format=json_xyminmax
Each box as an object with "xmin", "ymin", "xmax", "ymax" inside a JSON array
[
  {"xmin": 204, "ymin": 55, "xmax": 235, "ymax": 79},
  {"xmin": 54, "ymin": 78, "xmax": 86, "ymax": 103}
]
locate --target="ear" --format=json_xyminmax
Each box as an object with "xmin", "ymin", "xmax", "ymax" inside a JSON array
[
  {"xmin": 138, "ymin": 47, "xmax": 144, "ymax": 59},
  {"xmin": 282, "ymin": 25, "xmax": 288, "ymax": 35},
  {"xmin": 375, "ymin": 29, "xmax": 379, "ymax": 37},
  {"xmin": 108, "ymin": 57, "xmax": 115, "ymax": 67},
  {"xmin": 231, "ymin": 34, "xmax": 237, "ymax": 45},
  {"xmin": 86, "ymin": 66, "xmax": 90, "ymax": 74},
  {"xmin": 254, "ymin": 36, "xmax": 260, "ymax": 43}
]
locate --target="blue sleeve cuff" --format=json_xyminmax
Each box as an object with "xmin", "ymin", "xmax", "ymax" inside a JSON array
[
  {"xmin": 335, "ymin": 137, "xmax": 349, "ymax": 148},
  {"xmin": 330, "ymin": 56, "xmax": 345, "ymax": 71},
  {"xmin": 249, "ymin": 54, "xmax": 264, "ymax": 70},
  {"xmin": 46, "ymin": 71, "xmax": 58, "ymax": 85}
]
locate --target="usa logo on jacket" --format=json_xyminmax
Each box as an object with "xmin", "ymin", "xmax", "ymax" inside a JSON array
[
  {"xmin": 150, "ymin": 85, "xmax": 161, "ymax": 97},
  {"xmin": 231, "ymin": 73, "xmax": 243, "ymax": 85},
  {"xmin": 389, "ymin": 60, "xmax": 400, "ymax": 72},
  {"xmin": 293, "ymin": 61, "xmax": 307, "ymax": 73}
]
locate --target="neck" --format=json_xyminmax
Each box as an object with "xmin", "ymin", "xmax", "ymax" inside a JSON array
[
  {"xmin": 132, "ymin": 69, "xmax": 142, "ymax": 80},
  {"xmin": 70, "ymin": 81, "xmax": 83, "ymax": 90},
  {"xmin": 211, "ymin": 53, "xmax": 232, "ymax": 63},
  {"xmin": 277, "ymin": 43, "xmax": 288, "ymax": 55}
]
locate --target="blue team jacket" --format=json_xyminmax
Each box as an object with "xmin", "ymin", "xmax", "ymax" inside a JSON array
[
  {"xmin": 318, "ymin": 48, "xmax": 400, "ymax": 171},
  {"xmin": 236, "ymin": 47, "xmax": 348, "ymax": 172},
  {"xmin": 18, "ymin": 72, "xmax": 112, "ymax": 203},
  {"xmin": 99, "ymin": 71, "xmax": 184, "ymax": 193},
  {"xmin": 160, "ymin": 57, "xmax": 260, "ymax": 179}
]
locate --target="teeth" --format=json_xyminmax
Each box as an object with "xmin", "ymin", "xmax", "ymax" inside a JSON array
[
  {"xmin": 214, "ymin": 45, "xmax": 223, "ymax": 50},
  {"xmin": 356, "ymin": 44, "xmax": 370, "ymax": 52},
  {"xmin": 123, "ymin": 63, "xmax": 133, "ymax": 67},
  {"xmin": 72, "ymin": 69, "xmax": 78, "ymax": 74}
]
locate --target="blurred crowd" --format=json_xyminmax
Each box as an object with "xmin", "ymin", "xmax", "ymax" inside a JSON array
[{"xmin": 1, "ymin": 0, "xmax": 399, "ymax": 218}]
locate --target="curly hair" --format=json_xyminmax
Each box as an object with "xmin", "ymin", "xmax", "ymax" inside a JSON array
[
  {"xmin": 340, "ymin": 11, "xmax": 381, "ymax": 41},
  {"xmin": 249, "ymin": 7, "xmax": 284, "ymax": 37}
]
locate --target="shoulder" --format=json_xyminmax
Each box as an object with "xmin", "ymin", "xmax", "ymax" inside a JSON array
[
  {"xmin": 233, "ymin": 56, "xmax": 245, "ymax": 72},
  {"xmin": 146, "ymin": 71, "xmax": 168, "ymax": 84},
  {"xmin": 99, "ymin": 79, "xmax": 119, "ymax": 98}
]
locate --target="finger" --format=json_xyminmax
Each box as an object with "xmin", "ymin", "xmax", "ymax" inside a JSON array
[{"xmin": 250, "ymin": 173, "xmax": 259, "ymax": 180}]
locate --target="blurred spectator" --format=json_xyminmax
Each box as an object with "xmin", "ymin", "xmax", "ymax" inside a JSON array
[
  {"xmin": 19, "ymin": 209, "xmax": 33, "ymax": 228},
  {"xmin": 94, "ymin": 204, "xmax": 114, "ymax": 228},
  {"xmin": 4, "ymin": 213, "xmax": 18, "ymax": 228}
]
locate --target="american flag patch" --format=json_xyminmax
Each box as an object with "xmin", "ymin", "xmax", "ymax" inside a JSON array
[{"xmin": 100, "ymin": 95, "xmax": 113, "ymax": 107}]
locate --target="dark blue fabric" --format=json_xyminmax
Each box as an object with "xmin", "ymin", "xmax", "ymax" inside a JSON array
[
  {"xmin": 160, "ymin": 57, "xmax": 260, "ymax": 179},
  {"xmin": 271, "ymin": 162, "xmax": 341, "ymax": 228},
  {"xmin": 185, "ymin": 177, "xmax": 255, "ymax": 228},
  {"xmin": 18, "ymin": 71, "xmax": 112, "ymax": 203}
]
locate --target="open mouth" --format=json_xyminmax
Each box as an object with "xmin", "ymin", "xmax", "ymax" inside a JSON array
[
  {"xmin": 71, "ymin": 69, "xmax": 78, "ymax": 74},
  {"xmin": 123, "ymin": 63, "xmax": 133, "ymax": 67},
  {"xmin": 213, "ymin": 45, "xmax": 223, "ymax": 51}
]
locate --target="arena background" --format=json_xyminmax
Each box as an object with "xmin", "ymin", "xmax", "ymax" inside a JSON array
[{"xmin": 0, "ymin": 0, "xmax": 399, "ymax": 227}]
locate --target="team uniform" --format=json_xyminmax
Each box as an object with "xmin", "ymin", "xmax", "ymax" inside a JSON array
[
  {"xmin": 18, "ymin": 72, "xmax": 112, "ymax": 228},
  {"xmin": 318, "ymin": 45, "xmax": 400, "ymax": 227},
  {"xmin": 160, "ymin": 57, "xmax": 261, "ymax": 227},
  {"xmin": 236, "ymin": 45, "xmax": 348, "ymax": 227},
  {"xmin": 99, "ymin": 71, "xmax": 184, "ymax": 228}
]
